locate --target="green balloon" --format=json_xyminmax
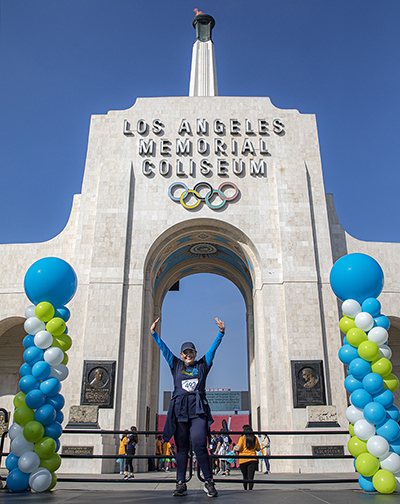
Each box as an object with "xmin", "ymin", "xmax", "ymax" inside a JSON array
[
  {"xmin": 373, "ymin": 469, "xmax": 396, "ymax": 494},
  {"xmin": 347, "ymin": 327, "xmax": 367, "ymax": 348},
  {"xmin": 35, "ymin": 302, "xmax": 55, "ymax": 322},
  {"xmin": 349, "ymin": 424, "xmax": 355, "ymax": 437},
  {"xmin": 23, "ymin": 420, "xmax": 45, "ymax": 443},
  {"xmin": 46, "ymin": 317, "xmax": 66, "ymax": 336},
  {"xmin": 347, "ymin": 436, "xmax": 367, "ymax": 457},
  {"xmin": 339, "ymin": 316, "xmax": 355, "ymax": 334},
  {"xmin": 371, "ymin": 357, "xmax": 392, "ymax": 377},
  {"xmin": 14, "ymin": 405, "xmax": 35, "ymax": 426},
  {"xmin": 40, "ymin": 452, "xmax": 61, "ymax": 472},
  {"xmin": 358, "ymin": 341, "xmax": 379, "ymax": 362},
  {"xmin": 355, "ymin": 453, "xmax": 380, "ymax": 477},
  {"xmin": 13, "ymin": 392, "xmax": 26, "ymax": 409},
  {"xmin": 52, "ymin": 333, "xmax": 72, "ymax": 352},
  {"xmin": 34, "ymin": 437, "xmax": 56, "ymax": 459},
  {"xmin": 45, "ymin": 472, "xmax": 57, "ymax": 492},
  {"xmin": 383, "ymin": 373, "xmax": 399, "ymax": 392}
]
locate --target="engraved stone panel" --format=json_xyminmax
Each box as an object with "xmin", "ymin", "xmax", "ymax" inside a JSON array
[{"xmin": 80, "ymin": 361, "xmax": 116, "ymax": 408}]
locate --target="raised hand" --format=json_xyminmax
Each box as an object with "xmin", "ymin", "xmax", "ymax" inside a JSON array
[
  {"xmin": 215, "ymin": 317, "xmax": 225, "ymax": 333},
  {"xmin": 150, "ymin": 317, "xmax": 161, "ymax": 333}
]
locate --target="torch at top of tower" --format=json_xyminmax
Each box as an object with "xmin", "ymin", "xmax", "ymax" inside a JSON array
[{"xmin": 192, "ymin": 11, "xmax": 215, "ymax": 42}]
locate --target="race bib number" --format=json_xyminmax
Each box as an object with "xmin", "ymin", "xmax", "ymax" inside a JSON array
[{"xmin": 182, "ymin": 379, "xmax": 198, "ymax": 392}]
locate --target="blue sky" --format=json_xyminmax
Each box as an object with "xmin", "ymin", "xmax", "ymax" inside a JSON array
[{"xmin": 1, "ymin": 1, "xmax": 399, "ymax": 412}]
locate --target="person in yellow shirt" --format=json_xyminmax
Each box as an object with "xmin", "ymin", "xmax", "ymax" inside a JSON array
[
  {"xmin": 234, "ymin": 425, "xmax": 260, "ymax": 490},
  {"xmin": 155, "ymin": 435, "xmax": 163, "ymax": 471},
  {"xmin": 118, "ymin": 430, "xmax": 128, "ymax": 475},
  {"xmin": 162, "ymin": 439, "xmax": 172, "ymax": 471}
]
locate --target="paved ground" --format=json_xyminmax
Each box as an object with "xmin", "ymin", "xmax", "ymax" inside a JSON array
[{"xmin": 1, "ymin": 469, "xmax": 399, "ymax": 503}]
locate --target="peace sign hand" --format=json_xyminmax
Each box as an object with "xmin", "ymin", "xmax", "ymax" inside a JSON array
[{"xmin": 215, "ymin": 317, "xmax": 225, "ymax": 333}]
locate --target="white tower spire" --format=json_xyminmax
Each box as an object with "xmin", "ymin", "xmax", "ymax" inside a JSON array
[{"xmin": 189, "ymin": 14, "xmax": 218, "ymax": 97}]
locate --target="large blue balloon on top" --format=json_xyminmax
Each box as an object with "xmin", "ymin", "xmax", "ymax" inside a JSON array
[
  {"xmin": 24, "ymin": 257, "xmax": 77, "ymax": 307},
  {"xmin": 330, "ymin": 253, "xmax": 384, "ymax": 303}
]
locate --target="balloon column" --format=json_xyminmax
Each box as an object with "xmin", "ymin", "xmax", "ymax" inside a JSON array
[
  {"xmin": 330, "ymin": 253, "xmax": 400, "ymax": 494},
  {"xmin": 6, "ymin": 257, "xmax": 77, "ymax": 492}
]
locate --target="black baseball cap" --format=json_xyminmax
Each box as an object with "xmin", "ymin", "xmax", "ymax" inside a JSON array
[{"xmin": 180, "ymin": 342, "xmax": 196, "ymax": 353}]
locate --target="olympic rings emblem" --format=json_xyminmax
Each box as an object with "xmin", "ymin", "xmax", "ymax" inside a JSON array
[{"xmin": 168, "ymin": 182, "xmax": 240, "ymax": 210}]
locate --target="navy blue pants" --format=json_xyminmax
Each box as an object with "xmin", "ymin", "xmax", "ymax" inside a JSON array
[{"xmin": 174, "ymin": 416, "xmax": 212, "ymax": 481}]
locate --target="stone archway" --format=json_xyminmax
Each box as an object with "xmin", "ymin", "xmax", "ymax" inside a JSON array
[
  {"xmin": 139, "ymin": 218, "xmax": 263, "ymax": 436},
  {"xmin": 0, "ymin": 317, "xmax": 26, "ymax": 410},
  {"xmin": 388, "ymin": 316, "xmax": 400, "ymax": 406}
]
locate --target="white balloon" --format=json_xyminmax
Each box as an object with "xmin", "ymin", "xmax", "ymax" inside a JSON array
[
  {"xmin": 346, "ymin": 405, "xmax": 364, "ymax": 424},
  {"xmin": 49, "ymin": 364, "xmax": 69, "ymax": 381},
  {"xmin": 8, "ymin": 422, "xmax": 23, "ymax": 441},
  {"xmin": 44, "ymin": 347, "xmax": 64, "ymax": 366},
  {"xmin": 342, "ymin": 299, "xmax": 361, "ymax": 318},
  {"xmin": 34, "ymin": 330, "xmax": 54, "ymax": 350},
  {"xmin": 378, "ymin": 345, "xmax": 392, "ymax": 360},
  {"xmin": 380, "ymin": 452, "xmax": 400, "ymax": 475},
  {"xmin": 24, "ymin": 305, "xmax": 36, "ymax": 319},
  {"xmin": 24, "ymin": 317, "xmax": 45, "ymax": 336},
  {"xmin": 355, "ymin": 312, "xmax": 374, "ymax": 332},
  {"xmin": 29, "ymin": 467, "xmax": 52, "ymax": 493},
  {"xmin": 354, "ymin": 419, "xmax": 376, "ymax": 441},
  {"xmin": 18, "ymin": 450, "xmax": 40, "ymax": 473},
  {"xmin": 10, "ymin": 436, "xmax": 35, "ymax": 457},
  {"xmin": 368, "ymin": 327, "xmax": 388, "ymax": 346},
  {"xmin": 367, "ymin": 435, "xmax": 390, "ymax": 459}
]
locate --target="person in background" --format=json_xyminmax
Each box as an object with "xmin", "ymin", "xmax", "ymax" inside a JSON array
[
  {"xmin": 162, "ymin": 438, "xmax": 172, "ymax": 471},
  {"xmin": 261, "ymin": 434, "xmax": 271, "ymax": 474},
  {"xmin": 215, "ymin": 426, "xmax": 232, "ymax": 476},
  {"xmin": 234, "ymin": 425, "xmax": 260, "ymax": 490},
  {"xmin": 124, "ymin": 426, "xmax": 138, "ymax": 480},
  {"xmin": 156, "ymin": 435, "xmax": 163, "ymax": 471},
  {"xmin": 209, "ymin": 433, "xmax": 219, "ymax": 474},
  {"xmin": 118, "ymin": 430, "xmax": 129, "ymax": 475}
]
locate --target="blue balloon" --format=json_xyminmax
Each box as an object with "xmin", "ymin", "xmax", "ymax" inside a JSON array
[
  {"xmin": 55, "ymin": 438, "xmax": 61, "ymax": 452},
  {"xmin": 22, "ymin": 335, "xmax": 35, "ymax": 349},
  {"xmin": 46, "ymin": 393, "xmax": 65, "ymax": 411},
  {"xmin": 32, "ymin": 360, "xmax": 51, "ymax": 381},
  {"xmin": 24, "ymin": 257, "xmax": 77, "ymax": 306},
  {"xmin": 349, "ymin": 358, "xmax": 371, "ymax": 380},
  {"xmin": 40, "ymin": 377, "xmax": 61, "ymax": 397},
  {"xmin": 343, "ymin": 336, "xmax": 348, "ymax": 345},
  {"xmin": 362, "ymin": 373, "xmax": 384, "ymax": 395},
  {"xmin": 376, "ymin": 418, "xmax": 400, "ymax": 443},
  {"xmin": 5, "ymin": 453, "xmax": 19, "ymax": 472},
  {"xmin": 19, "ymin": 363, "xmax": 32, "ymax": 377},
  {"xmin": 25, "ymin": 389, "xmax": 46, "ymax": 409},
  {"xmin": 338, "ymin": 344, "xmax": 359, "ymax": 365},
  {"xmin": 35, "ymin": 404, "xmax": 57, "ymax": 426},
  {"xmin": 330, "ymin": 253, "xmax": 384, "ymax": 303},
  {"xmin": 373, "ymin": 389, "xmax": 394, "ymax": 409},
  {"xmin": 351, "ymin": 389, "xmax": 372, "ymax": 409},
  {"xmin": 19, "ymin": 374, "xmax": 40, "ymax": 394},
  {"xmin": 23, "ymin": 346, "xmax": 44, "ymax": 365},
  {"xmin": 55, "ymin": 306, "xmax": 71, "ymax": 322},
  {"xmin": 44, "ymin": 421, "xmax": 63, "ymax": 440},
  {"xmin": 358, "ymin": 475, "xmax": 376, "ymax": 492},
  {"xmin": 344, "ymin": 375, "xmax": 363, "ymax": 393},
  {"xmin": 55, "ymin": 410, "xmax": 64, "ymax": 424},
  {"xmin": 363, "ymin": 402, "xmax": 386, "ymax": 425},
  {"xmin": 389, "ymin": 438, "xmax": 400, "ymax": 456},
  {"xmin": 6, "ymin": 468, "xmax": 30, "ymax": 492},
  {"xmin": 373, "ymin": 315, "xmax": 390, "ymax": 330},
  {"xmin": 386, "ymin": 405, "xmax": 400, "ymax": 422},
  {"xmin": 361, "ymin": 298, "xmax": 381, "ymax": 317}
]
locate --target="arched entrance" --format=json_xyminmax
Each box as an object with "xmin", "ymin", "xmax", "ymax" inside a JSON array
[
  {"xmin": 388, "ymin": 317, "xmax": 400, "ymax": 407},
  {"xmin": 0, "ymin": 317, "xmax": 26, "ymax": 407},
  {"xmin": 140, "ymin": 218, "xmax": 262, "ymax": 435}
]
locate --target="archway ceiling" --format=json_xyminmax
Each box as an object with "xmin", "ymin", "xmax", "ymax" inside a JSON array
[{"xmin": 152, "ymin": 231, "xmax": 253, "ymax": 297}]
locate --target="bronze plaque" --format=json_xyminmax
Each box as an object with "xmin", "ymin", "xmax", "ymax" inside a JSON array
[
  {"xmin": 291, "ymin": 360, "xmax": 326, "ymax": 408},
  {"xmin": 0, "ymin": 408, "xmax": 9, "ymax": 436},
  {"xmin": 80, "ymin": 361, "xmax": 116, "ymax": 408},
  {"xmin": 312, "ymin": 446, "xmax": 344, "ymax": 457},
  {"xmin": 62, "ymin": 446, "xmax": 94, "ymax": 456}
]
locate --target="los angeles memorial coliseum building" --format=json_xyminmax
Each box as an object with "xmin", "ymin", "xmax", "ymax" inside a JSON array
[{"xmin": 1, "ymin": 14, "xmax": 399, "ymax": 474}]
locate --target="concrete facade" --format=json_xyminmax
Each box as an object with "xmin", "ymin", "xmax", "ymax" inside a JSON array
[{"xmin": 1, "ymin": 20, "xmax": 399, "ymax": 476}]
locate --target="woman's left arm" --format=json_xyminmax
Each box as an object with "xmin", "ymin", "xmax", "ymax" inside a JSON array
[{"xmin": 205, "ymin": 318, "xmax": 225, "ymax": 366}]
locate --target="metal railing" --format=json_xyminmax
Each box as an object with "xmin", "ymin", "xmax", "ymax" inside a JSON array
[{"xmin": 1, "ymin": 428, "xmax": 357, "ymax": 487}]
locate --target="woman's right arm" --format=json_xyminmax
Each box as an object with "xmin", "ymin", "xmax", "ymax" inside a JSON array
[{"xmin": 150, "ymin": 318, "xmax": 174, "ymax": 369}]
